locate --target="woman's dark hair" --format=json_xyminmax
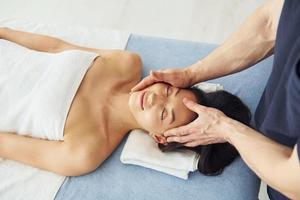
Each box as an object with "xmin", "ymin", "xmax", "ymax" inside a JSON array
[{"xmin": 158, "ymin": 87, "xmax": 251, "ymax": 176}]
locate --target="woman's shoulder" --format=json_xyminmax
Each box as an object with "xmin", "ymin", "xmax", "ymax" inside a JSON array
[
  {"xmin": 96, "ymin": 50, "xmax": 142, "ymax": 90},
  {"xmin": 103, "ymin": 50, "xmax": 142, "ymax": 79}
]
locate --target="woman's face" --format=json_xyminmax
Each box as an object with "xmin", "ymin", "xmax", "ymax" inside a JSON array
[{"xmin": 128, "ymin": 83, "xmax": 197, "ymax": 143}]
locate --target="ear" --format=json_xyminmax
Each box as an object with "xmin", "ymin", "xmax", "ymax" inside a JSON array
[{"xmin": 150, "ymin": 132, "xmax": 167, "ymax": 144}]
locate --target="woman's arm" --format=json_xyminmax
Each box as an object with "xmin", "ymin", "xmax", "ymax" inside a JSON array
[
  {"xmin": 188, "ymin": 0, "xmax": 284, "ymax": 83},
  {"xmin": 0, "ymin": 27, "xmax": 106, "ymax": 54},
  {"xmin": 0, "ymin": 132, "xmax": 102, "ymax": 176}
]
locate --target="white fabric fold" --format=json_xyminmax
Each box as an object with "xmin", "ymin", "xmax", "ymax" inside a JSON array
[
  {"xmin": 120, "ymin": 82, "xmax": 224, "ymax": 180},
  {"xmin": 121, "ymin": 130, "xmax": 200, "ymax": 179}
]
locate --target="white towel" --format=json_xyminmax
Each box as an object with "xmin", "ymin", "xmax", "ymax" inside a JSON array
[
  {"xmin": 120, "ymin": 82, "xmax": 224, "ymax": 180},
  {"xmin": 194, "ymin": 82, "xmax": 224, "ymax": 93},
  {"xmin": 0, "ymin": 40, "xmax": 99, "ymax": 140},
  {"xmin": 0, "ymin": 19, "xmax": 130, "ymax": 200}
]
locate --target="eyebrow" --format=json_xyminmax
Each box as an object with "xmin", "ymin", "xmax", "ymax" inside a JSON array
[{"xmin": 169, "ymin": 88, "xmax": 180, "ymax": 124}]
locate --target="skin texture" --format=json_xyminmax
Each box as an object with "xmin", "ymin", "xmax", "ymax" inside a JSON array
[
  {"xmin": 128, "ymin": 83, "xmax": 197, "ymax": 143},
  {"xmin": 1, "ymin": 1, "xmax": 299, "ymax": 197},
  {"xmin": 131, "ymin": 0, "xmax": 283, "ymax": 91},
  {"xmin": 0, "ymin": 28, "xmax": 199, "ymax": 177},
  {"xmin": 132, "ymin": 0, "xmax": 300, "ymax": 199},
  {"xmin": 0, "ymin": 27, "xmax": 144, "ymax": 176}
]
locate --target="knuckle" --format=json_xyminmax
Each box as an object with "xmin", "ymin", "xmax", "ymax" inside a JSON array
[
  {"xmin": 183, "ymin": 129, "xmax": 189, "ymax": 135},
  {"xmin": 212, "ymin": 107, "xmax": 223, "ymax": 115},
  {"xmin": 167, "ymin": 131, "xmax": 174, "ymax": 136},
  {"xmin": 190, "ymin": 142, "xmax": 197, "ymax": 147},
  {"xmin": 188, "ymin": 128, "xmax": 194, "ymax": 134},
  {"xmin": 206, "ymin": 107, "xmax": 214, "ymax": 112},
  {"xmin": 177, "ymin": 137, "xmax": 183, "ymax": 142},
  {"xmin": 185, "ymin": 143, "xmax": 191, "ymax": 147},
  {"xmin": 181, "ymin": 137, "xmax": 189, "ymax": 143},
  {"xmin": 196, "ymin": 140, "xmax": 203, "ymax": 146}
]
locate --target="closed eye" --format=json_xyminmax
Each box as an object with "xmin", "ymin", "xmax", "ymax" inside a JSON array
[
  {"xmin": 161, "ymin": 85, "xmax": 171, "ymax": 121},
  {"xmin": 161, "ymin": 108, "xmax": 167, "ymax": 120},
  {"xmin": 165, "ymin": 85, "xmax": 170, "ymax": 96}
]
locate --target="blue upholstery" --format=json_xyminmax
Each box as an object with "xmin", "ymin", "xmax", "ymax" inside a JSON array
[{"xmin": 55, "ymin": 34, "xmax": 273, "ymax": 200}]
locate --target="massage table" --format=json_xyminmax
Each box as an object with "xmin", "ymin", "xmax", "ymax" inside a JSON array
[{"xmin": 54, "ymin": 34, "xmax": 273, "ymax": 200}]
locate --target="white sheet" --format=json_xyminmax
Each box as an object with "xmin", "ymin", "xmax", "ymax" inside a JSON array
[{"xmin": 0, "ymin": 19, "xmax": 130, "ymax": 200}]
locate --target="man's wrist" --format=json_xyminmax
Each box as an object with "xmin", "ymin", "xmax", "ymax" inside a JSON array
[
  {"xmin": 222, "ymin": 117, "xmax": 248, "ymax": 145},
  {"xmin": 187, "ymin": 60, "xmax": 206, "ymax": 84}
]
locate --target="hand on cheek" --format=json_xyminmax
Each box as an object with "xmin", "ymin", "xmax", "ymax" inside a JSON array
[{"xmin": 163, "ymin": 98, "xmax": 229, "ymax": 147}]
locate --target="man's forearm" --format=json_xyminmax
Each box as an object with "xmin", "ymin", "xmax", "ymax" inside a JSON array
[
  {"xmin": 225, "ymin": 119, "xmax": 300, "ymax": 199},
  {"xmin": 188, "ymin": 0, "xmax": 283, "ymax": 83}
]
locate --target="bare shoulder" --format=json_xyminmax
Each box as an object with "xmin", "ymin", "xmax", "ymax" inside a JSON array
[
  {"xmin": 94, "ymin": 50, "xmax": 143, "ymax": 87},
  {"xmin": 103, "ymin": 50, "xmax": 142, "ymax": 77},
  {"xmin": 55, "ymin": 37, "xmax": 143, "ymax": 79}
]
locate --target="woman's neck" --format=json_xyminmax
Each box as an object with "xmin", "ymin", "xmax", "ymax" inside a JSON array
[{"xmin": 107, "ymin": 92, "xmax": 141, "ymax": 133}]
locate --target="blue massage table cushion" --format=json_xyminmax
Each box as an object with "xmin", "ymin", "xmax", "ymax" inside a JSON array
[{"xmin": 55, "ymin": 34, "xmax": 273, "ymax": 200}]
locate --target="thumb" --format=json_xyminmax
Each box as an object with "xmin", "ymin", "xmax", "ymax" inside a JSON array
[
  {"xmin": 183, "ymin": 98, "xmax": 206, "ymax": 114},
  {"xmin": 131, "ymin": 75, "xmax": 156, "ymax": 92},
  {"xmin": 151, "ymin": 70, "xmax": 168, "ymax": 81}
]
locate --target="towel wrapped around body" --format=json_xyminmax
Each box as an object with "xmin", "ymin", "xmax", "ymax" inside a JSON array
[{"xmin": 0, "ymin": 19, "xmax": 130, "ymax": 200}]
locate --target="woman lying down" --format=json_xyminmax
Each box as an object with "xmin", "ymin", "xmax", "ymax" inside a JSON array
[{"xmin": 0, "ymin": 28, "xmax": 251, "ymax": 176}]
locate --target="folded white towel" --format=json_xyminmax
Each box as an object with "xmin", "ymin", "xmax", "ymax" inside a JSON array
[
  {"xmin": 121, "ymin": 130, "xmax": 200, "ymax": 179},
  {"xmin": 120, "ymin": 82, "xmax": 224, "ymax": 180},
  {"xmin": 194, "ymin": 82, "xmax": 224, "ymax": 93}
]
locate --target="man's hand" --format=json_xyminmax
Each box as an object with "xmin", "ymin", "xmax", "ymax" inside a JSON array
[
  {"xmin": 131, "ymin": 67, "xmax": 194, "ymax": 92},
  {"xmin": 163, "ymin": 98, "xmax": 234, "ymax": 147}
]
